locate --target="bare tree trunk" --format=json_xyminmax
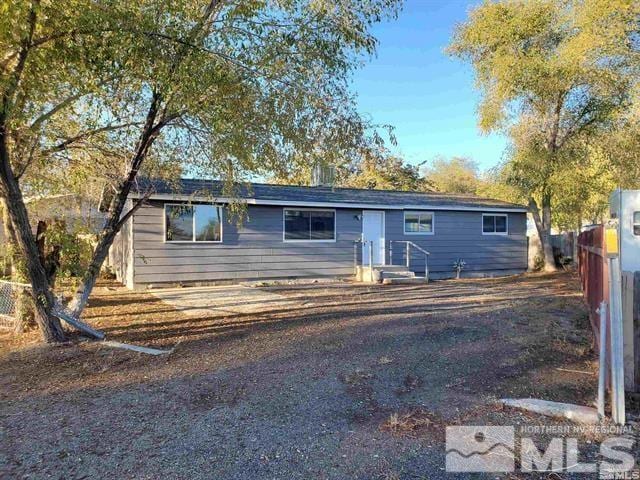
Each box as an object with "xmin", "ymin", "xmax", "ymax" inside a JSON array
[
  {"xmin": 67, "ymin": 2, "xmax": 223, "ymax": 318},
  {"xmin": 68, "ymin": 94, "xmax": 164, "ymax": 317},
  {"xmin": 67, "ymin": 196, "xmax": 128, "ymax": 317},
  {"xmin": 0, "ymin": 167, "xmax": 65, "ymax": 342},
  {"xmin": 36, "ymin": 220, "xmax": 61, "ymax": 285},
  {"xmin": 529, "ymin": 196, "xmax": 557, "ymax": 272},
  {"xmin": 540, "ymin": 196, "xmax": 556, "ymax": 272},
  {"xmin": 0, "ymin": 195, "xmax": 64, "ymax": 342},
  {"xmin": 0, "ymin": 132, "xmax": 64, "ymax": 342},
  {"xmin": 1, "ymin": 198, "xmax": 34, "ymax": 332},
  {"xmin": 0, "ymin": 1, "xmax": 66, "ymax": 342},
  {"xmin": 529, "ymin": 94, "xmax": 565, "ymax": 273}
]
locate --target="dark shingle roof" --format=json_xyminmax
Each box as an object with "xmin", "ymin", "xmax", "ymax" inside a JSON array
[{"xmin": 138, "ymin": 178, "xmax": 526, "ymax": 211}]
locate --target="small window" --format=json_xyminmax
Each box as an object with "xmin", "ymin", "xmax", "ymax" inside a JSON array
[
  {"xmin": 284, "ymin": 209, "xmax": 335, "ymax": 241},
  {"xmin": 482, "ymin": 214, "xmax": 508, "ymax": 235},
  {"xmin": 404, "ymin": 211, "xmax": 434, "ymax": 235},
  {"xmin": 634, "ymin": 212, "xmax": 640, "ymax": 236},
  {"xmin": 165, "ymin": 204, "xmax": 222, "ymax": 242}
]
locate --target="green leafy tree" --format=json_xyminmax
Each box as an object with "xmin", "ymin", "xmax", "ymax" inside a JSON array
[
  {"xmin": 448, "ymin": 0, "xmax": 639, "ymax": 271},
  {"xmin": 423, "ymin": 156, "xmax": 480, "ymax": 194},
  {"xmin": 475, "ymin": 165, "xmax": 523, "ymax": 205},
  {"xmin": 0, "ymin": 0, "xmax": 401, "ymax": 342},
  {"xmin": 341, "ymin": 148, "xmax": 430, "ymax": 191}
]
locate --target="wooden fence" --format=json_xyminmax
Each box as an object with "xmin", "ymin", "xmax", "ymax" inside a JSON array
[
  {"xmin": 551, "ymin": 231, "xmax": 576, "ymax": 260},
  {"xmin": 577, "ymin": 226, "xmax": 609, "ymax": 345},
  {"xmin": 578, "ymin": 225, "xmax": 639, "ymax": 392}
]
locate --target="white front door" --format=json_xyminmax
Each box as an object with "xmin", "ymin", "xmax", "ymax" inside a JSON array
[{"xmin": 362, "ymin": 210, "xmax": 385, "ymax": 265}]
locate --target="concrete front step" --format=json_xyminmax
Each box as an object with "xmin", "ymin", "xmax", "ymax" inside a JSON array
[
  {"xmin": 382, "ymin": 276, "xmax": 428, "ymax": 285},
  {"xmin": 374, "ymin": 265, "xmax": 412, "ymax": 272},
  {"xmin": 355, "ymin": 265, "xmax": 421, "ymax": 282},
  {"xmin": 381, "ymin": 271, "xmax": 416, "ymax": 279}
]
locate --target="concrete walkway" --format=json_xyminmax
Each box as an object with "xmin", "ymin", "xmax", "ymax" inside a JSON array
[{"xmin": 149, "ymin": 284, "xmax": 300, "ymax": 318}]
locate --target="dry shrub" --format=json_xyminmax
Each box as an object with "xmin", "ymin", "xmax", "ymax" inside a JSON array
[
  {"xmin": 380, "ymin": 409, "xmax": 440, "ymax": 437},
  {"xmin": 378, "ymin": 356, "xmax": 393, "ymax": 365},
  {"xmin": 340, "ymin": 369, "xmax": 373, "ymax": 385}
]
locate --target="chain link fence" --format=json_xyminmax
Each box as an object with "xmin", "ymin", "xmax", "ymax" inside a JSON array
[{"xmin": 0, "ymin": 279, "xmax": 31, "ymax": 330}]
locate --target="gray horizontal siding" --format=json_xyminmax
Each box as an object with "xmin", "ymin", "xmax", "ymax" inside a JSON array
[
  {"xmin": 132, "ymin": 202, "xmax": 360, "ymax": 284},
  {"xmin": 128, "ymin": 201, "xmax": 527, "ymax": 286},
  {"xmin": 134, "ymin": 253, "xmax": 353, "ymax": 267},
  {"xmin": 135, "ymin": 268, "xmax": 356, "ymax": 283},
  {"xmin": 385, "ymin": 210, "xmax": 527, "ymax": 273}
]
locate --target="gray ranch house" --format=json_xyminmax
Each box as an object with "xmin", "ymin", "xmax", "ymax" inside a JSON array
[{"xmin": 109, "ymin": 179, "xmax": 528, "ymax": 289}]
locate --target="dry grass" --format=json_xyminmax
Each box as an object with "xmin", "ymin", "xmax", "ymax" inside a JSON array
[
  {"xmin": 340, "ymin": 369, "xmax": 373, "ymax": 385},
  {"xmin": 377, "ymin": 355, "xmax": 393, "ymax": 365},
  {"xmin": 380, "ymin": 409, "xmax": 440, "ymax": 437},
  {"xmin": 0, "ymin": 271, "xmax": 619, "ymax": 479}
]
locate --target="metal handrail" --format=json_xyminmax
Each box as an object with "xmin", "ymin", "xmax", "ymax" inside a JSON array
[
  {"xmin": 389, "ymin": 240, "xmax": 431, "ymax": 257},
  {"xmin": 389, "ymin": 240, "xmax": 430, "ymax": 283},
  {"xmin": 405, "ymin": 241, "xmax": 430, "ymax": 257},
  {"xmin": 355, "ymin": 240, "xmax": 430, "ymax": 283}
]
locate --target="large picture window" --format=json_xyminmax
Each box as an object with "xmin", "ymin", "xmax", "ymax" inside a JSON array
[
  {"xmin": 165, "ymin": 204, "xmax": 222, "ymax": 242},
  {"xmin": 482, "ymin": 214, "xmax": 508, "ymax": 235},
  {"xmin": 404, "ymin": 211, "xmax": 434, "ymax": 235},
  {"xmin": 284, "ymin": 209, "xmax": 335, "ymax": 241}
]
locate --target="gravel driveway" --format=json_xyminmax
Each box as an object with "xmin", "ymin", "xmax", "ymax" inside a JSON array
[{"xmin": 0, "ymin": 273, "xmax": 612, "ymax": 479}]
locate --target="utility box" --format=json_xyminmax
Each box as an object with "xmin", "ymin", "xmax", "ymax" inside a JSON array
[{"xmin": 609, "ymin": 189, "xmax": 640, "ymax": 272}]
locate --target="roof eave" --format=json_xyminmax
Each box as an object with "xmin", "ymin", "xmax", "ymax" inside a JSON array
[{"xmin": 130, "ymin": 192, "xmax": 528, "ymax": 213}]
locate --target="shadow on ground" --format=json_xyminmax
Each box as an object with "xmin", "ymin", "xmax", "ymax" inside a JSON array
[{"xmin": 0, "ymin": 272, "xmax": 610, "ymax": 479}]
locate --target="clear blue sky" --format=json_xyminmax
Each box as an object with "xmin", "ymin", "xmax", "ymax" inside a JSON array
[{"xmin": 351, "ymin": 0, "xmax": 508, "ymax": 172}]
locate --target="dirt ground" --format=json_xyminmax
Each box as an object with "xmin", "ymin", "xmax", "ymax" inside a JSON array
[{"xmin": 0, "ymin": 272, "xmax": 637, "ymax": 479}]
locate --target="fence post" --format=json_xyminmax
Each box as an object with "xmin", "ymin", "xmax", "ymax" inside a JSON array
[
  {"xmin": 609, "ymin": 254, "xmax": 625, "ymax": 425},
  {"xmin": 369, "ymin": 240, "xmax": 374, "ymax": 283},
  {"xmin": 597, "ymin": 301, "xmax": 607, "ymax": 418},
  {"xmin": 353, "ymin": 241, "xmax": 358, "ymax": 276},
  {"xmin": 425, "ymin": 255, "xmax": 429, "ymax": 283},
  {"xmin": 635, "ymin": 271, "xmax": 640, "ymax": 393}
]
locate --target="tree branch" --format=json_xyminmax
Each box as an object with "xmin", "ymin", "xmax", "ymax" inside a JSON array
[
  {"xmin": 138, "ymin": 30, "xmax": 305, "ymax": 92},
  {"xmin": 546, "ymin": 91, "xmax": 565, "ymax": 154},
  {"xmin": 28, "ymin": 92, "xmax": 85, "ymax": 132},
  {"xmin": 39, "ymin": 122, "xmax": 142, "ymax": 157},
  {"xmin": 2, "ymin": 0, "xmax": 39, "ymax": 113},
  {"xmin": 2, "ymin": 27, "xmax": 121, "ymax": 70},
  {"xmin": 115, "ymin": 188, "xmax": 153, "ymax": 231},
  {"xmin": 14, "ymin": 138, "xmax": 39, "ymax": 179}
]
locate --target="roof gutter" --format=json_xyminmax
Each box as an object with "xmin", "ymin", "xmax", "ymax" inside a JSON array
[{"xmin": 129, "ymin": 192, "xmax": 528, "ymax": 213}]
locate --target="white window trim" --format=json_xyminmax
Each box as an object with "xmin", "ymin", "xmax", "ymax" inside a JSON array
[
  {"xmin": 282, "ymin": 208, "xmax": 337, "ymax": 243},
  {"xmin": 403, "ymin": 211, "xmax": 435, "ymax": 236},
  {"xmin": 164, "ymin": 203, "xmax": 223, "ymax": 243},
  {"xmin": 482, "ymin": 213, "xmax": 508, "ymax": 236}
]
